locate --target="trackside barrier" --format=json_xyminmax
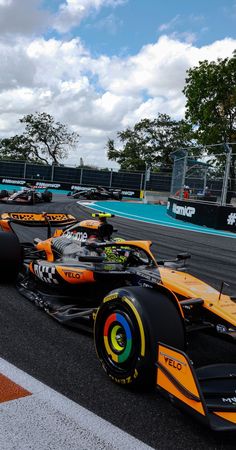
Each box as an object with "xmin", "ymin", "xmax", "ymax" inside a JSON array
[
  {"xmin": 167, "ymin": 197, "xmax": 236, "ymax": 233},
  {"xmin": 0, "ymin": 177, "xmax": 141, "ymax": 199},
  {"xmin": 0, "ymin": 161, "xmax": 174, "ymax": 193}
]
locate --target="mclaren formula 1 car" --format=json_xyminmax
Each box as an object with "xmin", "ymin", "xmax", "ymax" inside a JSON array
[
  {"xmin": 0, "ymin": 187, "xmax": 53, "ymax": 204},
  {"xmin": 67, "ymin": 185, "xmax": 122, "ymax": 200},
  {"xmin": 0, "ymin": 211, "xmax": 236, "ymax": 431}
]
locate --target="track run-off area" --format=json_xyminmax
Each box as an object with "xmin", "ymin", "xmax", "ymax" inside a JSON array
[
  {"xmin": 84, "ymin": 200, "xmax": 236, "ymax": 239},
  {"xmin": 0, "ymin": 194, "xmax": 236, "ymax": 449}
]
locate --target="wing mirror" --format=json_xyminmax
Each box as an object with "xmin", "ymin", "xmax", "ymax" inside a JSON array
[{"xmin": 177, "ymin": 253, "xmax": 191, "ymax": 261}]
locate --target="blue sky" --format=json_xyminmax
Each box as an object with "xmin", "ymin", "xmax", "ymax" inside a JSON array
[
  {"xmin": 47, "ymin": 0, "xmax": 236, "ymax": 56},
  {"xmin": 0, "ymin": 0, "xmax": 235, "ymax": 167}
]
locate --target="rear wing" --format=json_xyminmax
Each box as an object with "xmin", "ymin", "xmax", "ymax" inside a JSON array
[
  {"xmin": 157, "ymin": 343, "xmax": 236, "ymax": 431},
  {"xmin": 0, "ymin": 212, "xmax": 78, "ymax": 233}
]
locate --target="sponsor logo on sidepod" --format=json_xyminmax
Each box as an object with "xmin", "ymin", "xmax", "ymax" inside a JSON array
[
  {"xmin": 63, "ymin": 271, "xmax": 81, "ymax": 280},
  {"xmin": 161, "ymin": 351, "xmax": 186, "ymax": 371}
]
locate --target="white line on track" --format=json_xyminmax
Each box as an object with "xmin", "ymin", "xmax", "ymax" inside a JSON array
[{"xmin": 0, "ymin": 357, "xmax": 154, "ymax": 450}]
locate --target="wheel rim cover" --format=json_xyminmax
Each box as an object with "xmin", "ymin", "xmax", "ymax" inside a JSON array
[{"xmin": 103, "ymin": 313, "xmax": 132, "ymax": 363}]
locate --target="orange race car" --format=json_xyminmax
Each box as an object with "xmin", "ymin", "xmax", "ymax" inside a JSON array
[{"xmin": 0, "ymin": 211, "xmax": 236, "ymax": 431}]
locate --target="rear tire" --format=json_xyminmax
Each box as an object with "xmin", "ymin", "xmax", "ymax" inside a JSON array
[
  {"xmin": 0, "ymin": 232, "xmax": 22, "ymax": 281},
  {"xmin": 42, "ymin": 190, "xmax": 52, "ymax": 202},
  {"xmin": 94, "ymin": 286, "xmax": 185, "ymax": 388},
  {"xmin": 0, "ymin": 189, "xmax": 8, "ymax": 198}
]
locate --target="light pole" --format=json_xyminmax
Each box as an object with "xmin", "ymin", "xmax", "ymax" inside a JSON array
[
  {"xmin": 221, "ymin": 143, "xmax": 232, "ymax": 205},
  {"xmin": 143, "ymin": 163, "xmax": 151, "ymax": 203}
]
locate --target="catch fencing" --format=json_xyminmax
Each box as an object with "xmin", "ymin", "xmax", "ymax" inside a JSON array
[
  {"xmin": 0, "ymin": 160, "xmax": 172, "ymax": 197},
  {"xmin": 2, "ymin": 143, "xmax": 235, "ymax": 204},
  {"xmin": 170, "ymin": 143, "xmax": 236, "ymax": 206}
]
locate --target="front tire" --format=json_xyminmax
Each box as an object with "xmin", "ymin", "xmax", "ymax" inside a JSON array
[
  {"xmin": 94, "ymin": 286, "xmax": 185, "ymax": 388},
  {"xmin": 0, "ymin": 232, "xmax": 22, "ymax": 281}
]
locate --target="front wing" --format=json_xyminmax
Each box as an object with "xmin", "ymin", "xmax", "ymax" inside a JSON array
[{"xmin": 157, "ymin": 343, "xmax": 236, "ymax": 430}]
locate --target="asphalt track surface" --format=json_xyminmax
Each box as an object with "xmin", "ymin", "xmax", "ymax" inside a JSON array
[{"xmin": 0, "ymin": 195, "xmax": 236, "ymax": 449}]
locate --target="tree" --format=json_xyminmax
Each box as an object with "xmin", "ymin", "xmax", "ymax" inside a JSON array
[
  {"xmin": 0, "ymin": 112, "xmax": 79, "ymax": 165},
  {"xmin": 183, "ymin": 53, "xmax": 236, "ymax": 188},
  {"xmin": 106, "ymin": 114, "xmax": 194, "ymax": 171},
  {"xmin": 0, "ymin": 135, "xmax": 40, "ymax": 162}
]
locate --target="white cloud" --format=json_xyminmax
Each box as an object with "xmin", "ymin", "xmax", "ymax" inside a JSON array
[
  {"xmin": 0, "ymin": 0, "xmax": 50, "ymax": 36},
  {"xmin": 0, "ymin": 22, "xmax": 235, "ymax": 167},
  {"xmin": 0, "ymin": 0, "xmax": 12, "ymax": 6},
  {"xmin": 89, "ymin": 35, "xmax": 235, "ymax": 99},
  {"xmin": 159, "ymin": 15, "xmax": 180, "ymax": 32},
  {"xmin": 0, "ymin": 39, "xmax": 36, "ymax": 90},
  {"xmin": 53, "ymin": 0, "xmax": 126, "ymax": 33}
]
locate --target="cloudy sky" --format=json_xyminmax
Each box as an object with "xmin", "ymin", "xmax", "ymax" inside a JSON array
[{"xmin": 0, "ymin": 0, "xmax": 235, "ymax": 167}]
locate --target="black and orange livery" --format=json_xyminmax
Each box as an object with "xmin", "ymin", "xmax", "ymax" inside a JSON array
[
  {"xmin": 157, "ymin": 343, "xmax": 236, "ymax": 430},
  {"xmin": 0, "ymin": 210, "xmax": 236, "ymax": 430}
]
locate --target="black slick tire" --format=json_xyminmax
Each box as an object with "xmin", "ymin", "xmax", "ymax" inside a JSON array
[
  {"xmin": 0, "ymin": 232, "xmax": 22, "ymax": 281},
  {"xmin": 94, "ymin": 286, "xmax": 185, "ymax": 388}
]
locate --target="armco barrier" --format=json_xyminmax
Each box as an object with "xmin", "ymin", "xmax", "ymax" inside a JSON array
[{"xmin": 167, "ymin": 197, "xmax": 236, "ymax": 233}]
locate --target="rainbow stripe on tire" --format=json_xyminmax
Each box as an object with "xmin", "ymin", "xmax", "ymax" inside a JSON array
[{"xmin": 103, "ymin": 313, "xmax": 132, "ymax": 363}]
